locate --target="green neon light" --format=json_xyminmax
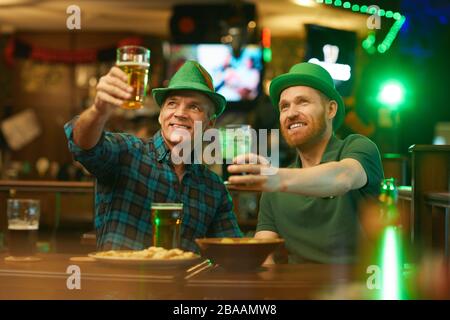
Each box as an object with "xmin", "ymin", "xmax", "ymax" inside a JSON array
[
  {"xmin": 325, "ymin": 0, "xmax": 332, "ymax": 4},
  {"xmin": 378, "ymin": 80, "xmax": 406, "ymax": 108},
  {"xmin": 334, "ymin": 0, "xmax": 342, "ymax": 6},
  {"xmin": 360, "ymin": 5, "xmax": 368, "ymax": 13},
  {"xmin": 378, "ymin": 9, "xmax": 385, "ymax": 17},
  {"xmin": 343, "ymin": 1, "xmax": 351, "ymax": 9}
]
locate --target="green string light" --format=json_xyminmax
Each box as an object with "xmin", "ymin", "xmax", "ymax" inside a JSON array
[
  {"xmin": 318, "ymin": 0, "xmax": 406, "ymax": 54},
  {"xmin": 378, "ymin": 44, "xmax": 387, "ymax": 53},
  {"xmin": 393, "ymin": 12, "xmax": 402, "ymax": 20},
  {"xmin": 362, "ymin": 32, "xmax": 376, "ymax": 50},
  {"xmin": 377, "ymin": 16, "xmax": 406, "ymax": 53}
]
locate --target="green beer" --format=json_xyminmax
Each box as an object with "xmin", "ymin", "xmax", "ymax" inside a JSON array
[{"xmin": 151, "ymin": 203, "xmax": 183, "ymax": 249}]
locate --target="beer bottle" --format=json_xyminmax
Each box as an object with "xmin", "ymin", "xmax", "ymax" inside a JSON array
[{"xmin": 379, "ymin": 178, "xmax": 400, "ymax": 225}]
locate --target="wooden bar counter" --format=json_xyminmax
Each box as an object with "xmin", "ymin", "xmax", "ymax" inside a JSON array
[{"xmin": 0, "ymin": 253, "xmax": 353, "ymax": 300}]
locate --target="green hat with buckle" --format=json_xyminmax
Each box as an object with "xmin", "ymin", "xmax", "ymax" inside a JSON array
[
  {"xmin": 269, "ymin": 62, "xmax": 345, "ymax": 130},
  {"xmin": 152, "ymin": 60, "xmax": 226, "ymax": 117}
]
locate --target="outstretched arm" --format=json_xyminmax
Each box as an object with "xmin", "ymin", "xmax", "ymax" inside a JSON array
[{"xmin": 227, "ymin": 154, "xmax": 367, "ymax": 197}]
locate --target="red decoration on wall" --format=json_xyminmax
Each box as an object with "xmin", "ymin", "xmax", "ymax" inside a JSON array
[
  {"xmin": 4, "ymin": 38, "xmax": 15, "ymax": 67},
  {"xmin": 117, "ymin": 37, "xmax": 144, "ymax": 47},
  {"xmin": 30, "ymin": 47, "xmax": 97, "ymax": 63},
  {"xmin": 3, "ymin": 36, "xmax": 144, "ymax": 64}
]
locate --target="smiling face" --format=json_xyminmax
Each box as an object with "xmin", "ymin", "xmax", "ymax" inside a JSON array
[
  {"xmin": 279, "ymin": 86, "xmax": 337, "ymax": 149},
  {"xmin": 158, "ymin": 90, "xmax": 216, "ymax": 150}
]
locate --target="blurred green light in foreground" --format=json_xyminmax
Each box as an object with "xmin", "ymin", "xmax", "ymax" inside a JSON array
[
  {"xmin": 380, "ymin": 226, "xmax": 403, "ymax": 299},
  {"xmin": 378, "ymin": 81, "xmax": 405, "ymax": 108}
]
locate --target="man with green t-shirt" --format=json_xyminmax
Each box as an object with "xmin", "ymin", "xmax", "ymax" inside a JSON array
[{"xmin": 228, "ymin": 62, "xmax": 384, "ymax": 264}]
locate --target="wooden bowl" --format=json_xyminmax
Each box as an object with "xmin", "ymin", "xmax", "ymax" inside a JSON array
[{"xmin": 195, "ymin": 237, "xmax": 284, "ymax": 271}]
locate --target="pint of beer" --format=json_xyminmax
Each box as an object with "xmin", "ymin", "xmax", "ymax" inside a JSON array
[
  {"xmin": 116, "ymin": 46, "xmax": 150, "ymax": 110},
  {"xmin": 151, "ymin": 203, "xmax": 183, "ymax": 249},
  {"xmin": 7, "ymin": 199, "xmax": 40, "ymax": 257},
  {"xmin": 219, "ymin": 124, "xmax": 253, "ymax": 181}
]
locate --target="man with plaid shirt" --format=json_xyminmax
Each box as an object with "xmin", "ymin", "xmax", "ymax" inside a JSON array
[{"xmin": 65, "ymin": 60, "xmax": 242, "ymax": 252}]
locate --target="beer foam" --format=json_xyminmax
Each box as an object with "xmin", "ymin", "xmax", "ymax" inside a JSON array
[
  {"xmin": 8, "ymin": 219, "xmax": 38, "ymax": 230},
  {"xmin": 151, "ymin": 203, "xmax": 183, "ymax": 210},
  {"xmin": 116, "ymin": 61, "xmax": 150, "ymax": 68}
]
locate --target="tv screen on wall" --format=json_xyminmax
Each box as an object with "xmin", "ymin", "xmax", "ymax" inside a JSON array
[{"xmin": 165, "ymin": 44, "xmax": 263, "ymax": 103}]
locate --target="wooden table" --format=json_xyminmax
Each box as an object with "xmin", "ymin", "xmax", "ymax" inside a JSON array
[
  {"xmin": 0, "ymin": 253, "xmax": 189, "ymax": 299},
  {"xmin": 185, "ymin": 263, "xmax": 352, "ymax": 299},
  {"xmin": 0, "ymin": 253, "xmax": 353, "ymax": 300}
]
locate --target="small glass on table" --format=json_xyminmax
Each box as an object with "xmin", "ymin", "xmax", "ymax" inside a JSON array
[
  {"xmin": 151, "ymin": 203, "xmax": 183, "ymax": 249},
  {"xmin": 6, "ymin": 199, "xmax": 41, "ymax": 262}
]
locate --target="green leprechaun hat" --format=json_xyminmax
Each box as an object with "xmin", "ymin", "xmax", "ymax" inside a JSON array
[
  {"xmin": 152, "ymin": 60, "xmax": 226, "ymax": 117},
  {"xmin": 269, "ymin": 62, "xmax": 345, "ymax": 130}
]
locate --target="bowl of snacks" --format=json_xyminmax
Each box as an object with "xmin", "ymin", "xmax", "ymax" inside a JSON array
[
  {"xmin": 195, "ymin": 237, "xmax": 284, "ymax": 271},
  {"xmin": 88, "ymin": 246, "xmax": 202, "ymax": 268}
]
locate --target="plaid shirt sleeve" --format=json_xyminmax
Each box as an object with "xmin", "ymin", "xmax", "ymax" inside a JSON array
[
  {"xmin": 64, "ymin": 116, "xmax": 131, "ymax": 179},
  {"xmin": 207, "ymin": 186, "xmax": 243, "ymax": 237}
]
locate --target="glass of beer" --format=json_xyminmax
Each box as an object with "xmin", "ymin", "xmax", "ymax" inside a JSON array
[
  {"xmin": 151, "ymin": 203, "xmax": 183, "ymax": 249},
  {"xmin": 116, "ymin": 45, "xmax": 150, "ymax": 110},
  {"xmin": 219, "ymin": 124, "xmax": 253, "ymax": 181},
  {"xmin": 6, "ymin": 199, "xmax": 40, "ymax": 257}
]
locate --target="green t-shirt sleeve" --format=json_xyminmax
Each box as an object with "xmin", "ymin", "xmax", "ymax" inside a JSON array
[
  {"xmin": 256, "ymin": 192, "xmax": 278, "ymax": 233},
  {"xmin": 341, "ymin": 134, "xmax": 384, "ymax": 197}
]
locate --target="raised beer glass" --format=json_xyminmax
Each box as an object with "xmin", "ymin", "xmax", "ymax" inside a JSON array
[
  {"xmin": 151, "ymin": 203, "xmax": 183, "ymax": 249},
  {"xmin": 219, "ymin": 124, "xmax": 253, "ymax": 181},
  {"xmin": 7, "ymin": 199, "xmax": 40, "ymax": 257},
  {"xmin": 116, "ymin": 45, "xmax": 150, "ymax": 110}
]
